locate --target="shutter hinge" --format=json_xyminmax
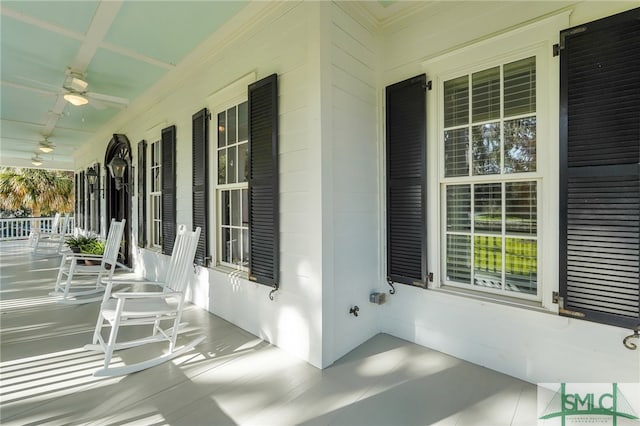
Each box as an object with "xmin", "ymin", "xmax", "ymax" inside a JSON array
[
  {"xmin": 428, "ymin": 272, "xmax": 434, "ymax": 282},
  {"xmin": 555, "ymin": 293, "xmax": 587, "ymax": 318},
  {"xmin": 423, "ymin": 80, "xmax": 432, "ymax": 91},
  {"xmin": 204, "ymin": 255, "xmax": 212, "ymax": 267},
  {"xmin": 552, "ymin": 43, "xmax": 560, "ymax": 57}
]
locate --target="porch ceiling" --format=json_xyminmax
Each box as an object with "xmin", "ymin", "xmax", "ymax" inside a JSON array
[
  {"xmin": 0, "ymin": 1, "xmax": 433, "ymax": 171},
  {"xmin": 0, "ymin": 0, "xmax": 248, "ymax": 170}
]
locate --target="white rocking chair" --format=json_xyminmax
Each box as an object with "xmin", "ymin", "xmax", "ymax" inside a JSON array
[
  {"xmin": 85, "ymin": 225, "xmax": 204, "ymax": 377},
  {"xmin": 30, "ymin": 213, "xmax": 69, "ymax": 254},
  {"xmin": 50, "ymin": 219, "xmax": 125, "ymax": 304}
]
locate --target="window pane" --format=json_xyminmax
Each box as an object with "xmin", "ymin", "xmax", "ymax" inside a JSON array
[
  {"xmin": 221, "ymin": 191, "xmax": 230, "ymax": 226},
  {"xmin": 444, "ymin": 128, "xmax": 469, "ymax": 177},
  {"xmin": 218, "ymin": 112, "xmax": 226, "ymax": 148},
  {"xmin": 232, "ymin": 228, "xmax": 241, "ymax": 265},
  {"xmin": 447, "ymin": 185, "xmax": 471, "ymax": 231},
  {"xmin": 474, "ymin": 235, "xmax": 502, "ymax": 289},
  {"xmin": 506, "ymin": 181, "xmax": 537, "ymax": 236},
  {"xmin": 242, "ymin": 188, "xmax": 248, "ymax": 226},
  {"xmin": 231, "ymin": 189, "xmax": 241, "ymax": 226},
  {"xmin": 472, "ymin": 122, "xmax": 500, "ymax": 175},
  {"xmin": 238, "ymin": 142, "xmax": 248, "ymax": 182},
  {"xmin": 505, "ymin": 238, "xmax": 537, "ymax": 295},
  {"xmin": 222, "ymin": 228, "xmax": 231, "ymax": 263},
  {"xmin": 504, "ymin": 57, "xmax": 536, "ymax": 117},
  {"xmin": 153, "ymin": 168, "xmax": 160, "ymax": 191},
  {"xmin": 504, "ymin": 117, "xmax": 536, "ymax": 173},
  {"xmin": 227, "ymin": 146, "xmax": 237, "ymax": 184},
  {"xmin": 218, "ymin": 150, "xmax": 226, "ymax": 184},
  {"xmin": 447, "ymin": 235, "xmax": 471, "ymax": 284},
  {"xmin": 474, "ymin": 183, "xmax": 502, "ymax": 234},
  {"xmin": 238, "ymin": 101, "xmax": 248, "ymax": 141},
  {"xmin": 472, "ymin": 66, "xmax": 500, "ymax": 122},
  {"xmin": 242, "ymin": 229, "xmax": 249, "ymax": 266},
  {"xmin": 228, "ymin": 106, "xmax": 237, "ymax": 144},
  {"xmin": 444, "ymin": 76, "xmax": 469, "ymax": 127}
]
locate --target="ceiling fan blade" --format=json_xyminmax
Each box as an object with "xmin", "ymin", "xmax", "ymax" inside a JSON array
[
  {"xmin": 15, "ymin": 75, "xmax": 63, "ymax": 92},
  {"xmin": 87, "ymin": 97, "xmax": 107, "ymax": 110},
  {"xmin": 86, "ymin": 92, "xmax": 129, "ymax": 106}
]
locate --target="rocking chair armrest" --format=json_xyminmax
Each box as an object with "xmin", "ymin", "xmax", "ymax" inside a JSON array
[
  {"xmin": 101, "ymin": 279, "xmax": 166, "ymax": 287},
  {"xmin": 112, "ymin": 291, "xmax": 181, "ymax": 299},
  {"xmin": 64, "ymin": 253, "xmax": 104, "ymax": 260}
]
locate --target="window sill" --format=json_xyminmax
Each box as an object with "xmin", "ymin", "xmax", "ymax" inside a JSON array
[
  {"xmin": 211, "ymin": 264, "xmax": 249, "ymax": 281},
  {"xmin": 432, "ymin": 284, "xmax": 554, "ymax": 315}
]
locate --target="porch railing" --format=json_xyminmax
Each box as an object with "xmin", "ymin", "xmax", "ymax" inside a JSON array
[{"xmin": 0, "ymin": 216, "xmax": 75, "ymax": 241}]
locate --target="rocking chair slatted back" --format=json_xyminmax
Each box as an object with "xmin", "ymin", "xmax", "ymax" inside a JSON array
[
  {"xmin": 102, "ymin": 219, "xmax": 125, "ymax": 268},
  {"xmin": 164, "ymin": 225, "xmax": 201, "ymax": 294}
]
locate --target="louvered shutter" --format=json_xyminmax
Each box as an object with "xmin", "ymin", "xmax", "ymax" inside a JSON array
[
  {"xmin": 79, "ymin": 171, "xmax": 85, "ymax": 230},
  {"xmin": 192, "ymin": 108, "xmax": 209, "ymax": 266},
  {"xmin": 74, "ymin": 173, "xmax": 79, "ymax": 229},
  {"xmin": 161, "ymin": 125, "xmax": 177, "ymax": 255},
  {"xmin": 386, "ymin": 75, "xmax": 427, "ymax": 287},
  {"xmin": 248, "ymin": 74, "xmax": 279, "ymax": 287},
  {"xmin": 95, "ymin": 163, "xmax": 101, "ymax": 233},
  {"xmin": 137, "ymin": 141, "xmax": 147, "ymax": 248},
  {"xmin": 559, "ymin": 8, "xmax": 640, "ymax": 329}
]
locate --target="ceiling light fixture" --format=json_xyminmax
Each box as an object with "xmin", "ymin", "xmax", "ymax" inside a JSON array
[
  {"xmin": 31, "ymin": 154, "xmax": 43, "ymax": 166},
  {"xmin": 64, "ymin": 92, "xmax": 88, "ymax": 106},
  {"xmin": 39, "ymin": 140, "xmax": 55, "ymax": 153}
]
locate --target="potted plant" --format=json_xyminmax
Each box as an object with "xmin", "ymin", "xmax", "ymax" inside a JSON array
[{"xmin": 65, "ymin": 235, "xmax": 104, "ymax": 264}]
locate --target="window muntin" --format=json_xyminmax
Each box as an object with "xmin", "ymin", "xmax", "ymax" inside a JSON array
[
  {"xmin": 442, "ymin": 56, "xmax": 539, "ymax": 300},
  {"xmin": 149, "ymin": 140, "xmax": 162, "ymax": 249},
  {"xmin": 217, "ymin": 101, "xmax": 249, "ymax": 269}
]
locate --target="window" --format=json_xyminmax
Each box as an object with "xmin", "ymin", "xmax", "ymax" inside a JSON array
[
  {"xmin": 149, "ymin": 140, "xmax": 162, "ymax": 249},
  {"xmin": 441, "ymin": 56, "xmax": 540, "ymax": 300},
  {"xmin": 216, "ymin": 101, "xmax": 249, "ymax": 269}
]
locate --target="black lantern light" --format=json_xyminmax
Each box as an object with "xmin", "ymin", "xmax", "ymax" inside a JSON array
[
  {"xmin": 86, "ymin": 165, "xmax": 99, "ymax": 193},
  {"xmin": 108, "ymin": 155, "xmax": 128, "ymax": 191}
]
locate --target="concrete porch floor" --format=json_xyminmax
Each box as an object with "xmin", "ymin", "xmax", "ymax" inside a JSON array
[{"xmin": 0, "ymin": 240, "xmax": 538, "ymax": 425}]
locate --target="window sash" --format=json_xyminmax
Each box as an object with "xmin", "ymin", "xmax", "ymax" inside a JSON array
[{"xmin": 439, "ymin": 52, "xmax": 542, "ymax": 301}]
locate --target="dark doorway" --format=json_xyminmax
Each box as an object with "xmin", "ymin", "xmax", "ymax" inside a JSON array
[{"xmin": 105, "ymin": 134, "xmax": 132, "ymax": 267}]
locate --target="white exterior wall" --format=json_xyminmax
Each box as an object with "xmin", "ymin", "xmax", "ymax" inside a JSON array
[
  {"xmin": 323, "ymin": 2, "xmax": 382, "ymax": 365},
  {"xmin": 379, "ymin": 1, "xmax": 640, "ymax": 384},
  {"xmin": 74, "ymin": 1, "xmax": 640, "ymax": 380}
]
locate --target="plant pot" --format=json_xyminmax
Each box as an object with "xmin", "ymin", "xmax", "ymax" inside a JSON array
[{"xmin": 70, "ymin": 247, "xmax": 81, "ymax": 253}]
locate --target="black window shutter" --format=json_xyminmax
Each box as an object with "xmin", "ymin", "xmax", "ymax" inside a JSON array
[
  {"xmin": 161, "ymin": 125, "xmax": 177, "ymax": 255},
  {"xmin": 137, "ymin": 141, "xmax": 147, "ymax": 248},
  {"xmin": 386, "ymin": 74, "xmax": 427, "ymax": 287},
  {"xmin": 79, "ymin": 171, "xmax": 85, "ymax": 230},
  {"xmin": 248, "ymin": 74, "xmax": 279, "ymax": 287},
  {"xmin": 192, "ymin": 108, "xmax": 209, "ymax": 266},
  {"xmin": 95, "ymin": 163, "xmax": 100, "ymax": 234},
  {"xmin": 559, "ymin": 8, "xmax": 640, "ymax": 329},
  {"xmin": 74, "ymin": 173, "xmax": 79, "ymax": 229},
  {"xmin": 85, "ymin": 168, "xmax": 92, "ymax": 231}
]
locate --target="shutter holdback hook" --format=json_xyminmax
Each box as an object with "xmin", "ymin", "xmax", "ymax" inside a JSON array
[{"xmin": 623, "ymin": 325, "xmax": 640, "ymax": 350}]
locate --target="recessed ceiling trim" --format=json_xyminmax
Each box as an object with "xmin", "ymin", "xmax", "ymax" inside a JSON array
[
  {"xmin": 99, "ymin": 42, "xmax": 175, "ymax": 70},
  {"xmin": 1, "ymin": 6, "xmax": 84, "ymax": 41}
]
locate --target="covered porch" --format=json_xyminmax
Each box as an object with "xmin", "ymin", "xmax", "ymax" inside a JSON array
[{"xmin": 0, "ymin": 240, "xmax": 536, "ymax": 425}]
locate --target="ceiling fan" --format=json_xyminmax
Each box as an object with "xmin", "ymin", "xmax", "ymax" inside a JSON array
[{"xmin": 61, "ymin": 69, "xmax": 129, "ymax": 109}]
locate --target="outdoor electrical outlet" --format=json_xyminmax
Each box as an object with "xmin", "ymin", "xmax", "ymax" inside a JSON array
[{"xmin": 369, "ymin": 292, "xmax": 387, "ymax": 305}]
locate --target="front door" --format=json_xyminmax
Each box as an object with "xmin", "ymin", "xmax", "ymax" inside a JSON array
[{"xmin": 105, "ymin": 134, "xmax": 132, "ymax": 267}]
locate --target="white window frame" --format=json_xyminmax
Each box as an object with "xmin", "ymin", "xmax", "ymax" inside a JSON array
[
  {"xmin": 215, "ymin": 97, "xmax": 249, "ymax": 271},
  {"xmin": 207, "ymin": 72, "xmax": 256, "ymax": 273},
  {"xmin": 423, "ymin": 12, "xmax": 569, "ymax": 309},
  {"xmin": 149, "ymin": 139, "xmax": 162, "ymax": 250}
]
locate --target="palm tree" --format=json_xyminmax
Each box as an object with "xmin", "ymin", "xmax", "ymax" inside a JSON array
[{"xmin": 0, "ymin": 167, "xmax": 74, "ymax": 217}]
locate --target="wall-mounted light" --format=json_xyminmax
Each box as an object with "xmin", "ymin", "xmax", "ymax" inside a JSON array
[
  {"xmin": 86, "ymin": 165, "xmax": 99, "ymax": 194},
  {"xmin": 107, "ymin": 155, "xmax": 128, "ymax": 191}
]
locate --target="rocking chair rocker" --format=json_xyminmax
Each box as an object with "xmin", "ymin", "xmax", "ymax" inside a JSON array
[
  {"xmin": 50, "ymin": 219, "xmax": 125, "ymax": 304},
  {"xmin": 85, "ymin": 225, "xmax": 204, "ymax": 377}
]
